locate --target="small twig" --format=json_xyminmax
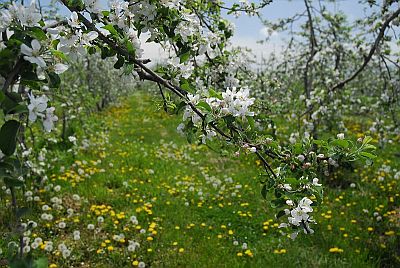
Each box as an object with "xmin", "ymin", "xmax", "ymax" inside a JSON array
[{"xmin": 157, "ymin": 83, "xmax": 168, "ymax": 112}]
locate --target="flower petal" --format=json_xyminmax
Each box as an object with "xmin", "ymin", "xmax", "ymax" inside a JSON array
[
  {"xmin": 31, "ymin": 39, "xmax": 41, "ymax": 51},
  {"xmin": 54, "ymin": 63, "xmax": 69, "ymax": 74},
  {"xmin": 21, "ymin": 43, "xmax": 32, "ymax": 56}
]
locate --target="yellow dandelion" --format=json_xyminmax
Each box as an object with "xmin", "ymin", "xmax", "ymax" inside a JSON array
[{"xmin": 329, "ymin": 247, "xmax": 343, "ymax": 253}]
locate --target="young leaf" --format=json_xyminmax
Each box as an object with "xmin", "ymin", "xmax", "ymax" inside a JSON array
[
  {"xmin": 196, "ymin": 101, "xmax": 212, "ymax": 112},
  {"xmin": 47, "ymin": 72, "xmax": 61, "ymax": 88},
  {"xmin": 359, "ymin": 152, "xmax": 377, "ymax": 159},
  {"xmin": 0, "ymin": 120, "xmax": 20, "ymax": 156},
  {"xmin": 261, "ymin": 184, "xmax": 268, "ymax": 199},
  {"xmin": 331, "ymin": 139, "xmax": 349, "ymax": 148},
  {"xmin": 26, "ymin": 27, "xmax": 48, "ymax": 41},
  {"xmin": 103, "ymin": 24, "xmax": 119, "ymax": 38}
]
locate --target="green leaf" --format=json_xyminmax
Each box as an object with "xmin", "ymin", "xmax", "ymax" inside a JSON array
[
  {"xmin": 125, "ymin": 40, "xmax": 136, "ymax": 56},
  {"xmin": 0, "ymin": 120, "xmax": 20, "ymax": 156},
  {"xmin": 1, "ymin": 93, "xmax": 22, "ymax": 114},
  {"xmin": 103, "ymin": 24, "xmax": 119, "ymax": 37},
  {"xmin": 359, "ymin": 152, "xmax": 377, "ymax": 159},
  {"xmin": 314, "ymin": 186, "xmax": 324, "ymax": 203},
  {"xmin": 261, "ymin": 184, "xmax": 267, "ymax": 199},
  {"xmin": 100, "ymin": 46, "xmax": 116, "ymax": 59},
  {"xmin": 276, "ymin": 210, "xmax": 286, "ymax": 218},
  {"xmin": 123, "ymin": 63, "xmax": 134, "ymax": 75},
  {"xmin": 274, "ymin": 188, "xmax": 282, "ymax": 198},
  {"xmin": 204, "ymin": 114, "xmax": 214, "ymax": 124},
  {"xmin": 67, "ymin": 0, "xmax": 84, "ymax": 10},
  {"xmin": 270, "ymin": 198, "xmax": 285, "ymax": 208},
  {"xmin": 180, "ymin": 80, "xmax": 194, "ymax": 93},
  {"xmin": 26, "ymin": 27, "xmax": 48, "ymax": 41},
  {"xmin": 114, "ymin": 56, "xmax": 124, "ymax": 69},
  {"xmin": 208, "ymin": 89, "xmax": 223, "ymax": 100},
  {"xmin": 20, "ymin": 70, "xmax": 40, "ymax": 82},
  {"xmin": 8, "ymin": 104, "xmax": 28, "ymax": 114},
  {"xmin": 47, "ymin": 72, "xmax": 61, "ymax": 88},
  {"xmin": 362, "ymin": 136, "xmax": 373, "ymax": 145},
  {"xmin": 88, "ymin": 46, "xmax": 97, "ymax": 55},
  {"xmin": 285, "ymin": 177, "xmax": 298, "ymax": 185},
  {"xmin": 51, "ymin": 49, "xmax": 68, "ymax": 61},
  {"xmin": 196, "ymin": 101, "xmax": 211, "ymax": 112},
  {"xmin": 365, "ymin": 144, "xmax": 376, "ymax": 150},
  {"xmin": 179, "ymin": 51, "xmax": 190, "ymax": 63},
  {"xmin": 267, "ymin": 178, "xmax": 275, "ymax": 189},
  {"xmin": 293, "ymin": 143, "xmax": 302, "ymax": 154},
  {"xmin": 313, "ymin": 139, "xmax": 327, "ymax": 146},
  {"xmin": 247, "ymin": 116, "xmax": 255, "ymax": 130},
  {"xmin": 174, "ymin": 101, "xmax": 186, "ymax": 114},
  {"xmin": 331, "ymin": 139, "xmax": 349, "ymax": 148}
]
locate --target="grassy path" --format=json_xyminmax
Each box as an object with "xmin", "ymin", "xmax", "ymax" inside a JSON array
[{"xmin": 1, "ymin": 93, "xmax": 398, "ymax": 267}]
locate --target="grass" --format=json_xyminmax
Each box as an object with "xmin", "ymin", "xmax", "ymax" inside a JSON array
[{"xmin": 0, "ymin": 92, "xmax": 399, "ymax": 267}]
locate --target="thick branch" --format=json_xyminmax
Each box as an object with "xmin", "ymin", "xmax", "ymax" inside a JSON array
[
  {"xmin": 330, "ymin": 7, "xmax": 400, "ymax": 92},
  {"xmin": 301, "ymin": 7, "xmax": 400, "ymax": 117}
]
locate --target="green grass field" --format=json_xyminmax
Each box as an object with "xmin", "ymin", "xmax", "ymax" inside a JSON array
[{"xmin": 1, "ymin": 93, "xmax": 399, "ymax": 267}]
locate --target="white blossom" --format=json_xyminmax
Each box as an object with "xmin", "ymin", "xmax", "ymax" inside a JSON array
[
  {"xmin": 21, "ymin": 39, "xmax": 46, "ymax": 67},
  {"xmin": 54, "ymin": 63, "xmax": 69, "ymax": 74},
  {"xmin": 312, "ymin": 178, "xmax": 322, "ymax": 187},
  {"xmin": 337, "ymin": 133, "xmax": 345, "ymax": 139},
  {"xmin": 68, "ymin": 12, "xmax": 80, "ymax": 28},
  {"xmin": 12, "ymin": 1, "xmax": 41, "ymax": 27},
  {"xmin": 0, "ymin": 9, "xmax": 12, "ymax": 32},
  {"xmin": 43, "ymin": 107, "xmax": 58, "ymax": 132}
]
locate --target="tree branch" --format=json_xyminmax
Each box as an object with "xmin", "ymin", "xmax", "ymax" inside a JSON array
[{"xmin": 329, "ymin": 7, "xmax": 400, "ymax": 92}]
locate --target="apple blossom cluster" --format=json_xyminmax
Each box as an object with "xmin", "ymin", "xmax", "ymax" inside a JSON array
[
  {"xmin": 220, "ymin": 87, "xmax": 255, "ymax": 117},
  {"xmin": 1, "ymin": 1, "xmax": 41, "ymax": 30},
  {"xmin": 21, "ymin": 39, "xmax": 69, "ymax": 75},
  {"xmin": 178, "ymin": 86, "xmax": 255, "ymax": 143},
  {"xmin": 167, "ymin": 57, "xmax": 195, "ymax": 79},
  {"xmin": 183, "ymin": 86, "xmax": 255, "ymax": 122},
  {"xmin": 175, "ymin": 12, "xmax": 201, "ymax": 43},
  {"xmin": 0, "ymin": 2, "xmax": 70, "ymax": 72},
  {"xmin": 278, "ymin": 197, "xmax": 316, "ymax": 240},
  {"xmin": 27, "ymin": 93, "xmax": 58, "ymax": 132},
  {"xmin": 59, "ymin": 18, "xmax": 100, "ymax": 60},
  {"xmin": 71, "ymin": 0, "xmax": 229, "ymax": 82}
]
